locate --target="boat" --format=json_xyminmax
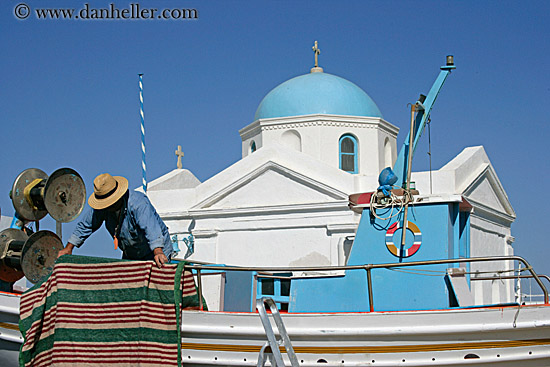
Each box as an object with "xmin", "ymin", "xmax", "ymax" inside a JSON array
[{"xmin": 1, "ymin": 56, "xmax": 550, "ymax": 367}]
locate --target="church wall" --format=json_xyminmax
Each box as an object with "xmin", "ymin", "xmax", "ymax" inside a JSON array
[
  {"xmin": 216, "ymin": 227, "xmax": 332, "ymax": 267},
  {"xmin": 169, "ymin": 203, "xmax": 358, "ymax": 265},
  {"xmin": 469, "ymin": 215, "xmax": 515, "ymax": 304}
]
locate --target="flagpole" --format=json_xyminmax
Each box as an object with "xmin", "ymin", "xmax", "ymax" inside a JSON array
[{"xmin": 139, "ymin": 74, "xmax": 147, "ymax": 193}]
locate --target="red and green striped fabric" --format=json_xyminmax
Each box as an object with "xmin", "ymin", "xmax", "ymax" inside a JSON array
[{"xmin": 19, "ymin": 255, "xmax": 200, "ymax": 367}]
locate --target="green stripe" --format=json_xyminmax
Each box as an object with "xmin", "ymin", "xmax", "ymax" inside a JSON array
[
  {"xmin": 20, "ymin": 329, "xmax": 179, "ymax": 365},
  {"xmin": 53, "ymin": 327, "xmax": 177, "ymax": 344},
  {"xmin": 57, "ymin": 288, "xmax": 176, "ymax": 304}
]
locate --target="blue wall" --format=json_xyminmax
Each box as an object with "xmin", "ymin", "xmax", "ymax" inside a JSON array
[{"xmin": 290, "ymin": 201, "xmax": 468, "ymax": 312}]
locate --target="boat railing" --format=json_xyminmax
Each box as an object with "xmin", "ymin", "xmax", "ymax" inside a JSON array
[
  {"xmin": 472, "ymin": 273, "xmax": 550, "ymax": 305},
  {"xmin": 181, "ymin": 256, "xmax": 548, "ymax": 311}
]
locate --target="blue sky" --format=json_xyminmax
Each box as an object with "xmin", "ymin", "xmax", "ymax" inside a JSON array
[{"xmin": 1, "ymin": 1, "xmax": 549, "ymax": 278}]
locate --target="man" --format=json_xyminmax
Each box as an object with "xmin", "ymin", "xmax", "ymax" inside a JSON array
[{"xmin": 58, "ymin": 173, "xmax": 173, "ymax": 268}]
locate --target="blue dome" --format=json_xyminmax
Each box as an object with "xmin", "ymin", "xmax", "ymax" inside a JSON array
[{"xmin": 254, "ymin": 71, "xmax": 382, "ymax": 120}]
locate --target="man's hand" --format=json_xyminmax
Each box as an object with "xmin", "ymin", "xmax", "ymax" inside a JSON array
[
  {"xmin": 153, "ymin": 247, "xmax": 168, "ymax": 268},
  {"xmin": 58, "ymin": 243, "xmax": 75, "ymax": 258}
]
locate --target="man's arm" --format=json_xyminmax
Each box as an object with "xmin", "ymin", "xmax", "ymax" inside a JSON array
[
  {"xmin": 58, "ymin": 208, "xmax": 102, "ymax": 258},
  {"xmin": 133, "ymin": 195, "xmax": 171, "ymax": 268}
]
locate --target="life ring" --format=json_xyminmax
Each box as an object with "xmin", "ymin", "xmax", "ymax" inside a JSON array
[{"xmin": 385, "ymin": 221, "xmax": 422, "ymax": 258}]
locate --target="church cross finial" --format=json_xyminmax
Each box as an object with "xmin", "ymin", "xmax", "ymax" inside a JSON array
[
  {"xmin": 175, "ymin": 145, "xmax": 184, "ymax": 169},
  {"xmin": 312, "ymin": 40, "xmax": 320, "ymax": 67},
  {"xmin": 310, "ymin": 41, "xmax": 323, "ymax": 73}
]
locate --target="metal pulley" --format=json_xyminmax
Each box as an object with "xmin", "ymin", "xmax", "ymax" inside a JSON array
[
  {"xmin": 10, "ymin": 167, "xmax": 86, "ymax": 223},
  {"xmin": 0, "ymin": 228, "xmax": 62, "ymax": 284}
]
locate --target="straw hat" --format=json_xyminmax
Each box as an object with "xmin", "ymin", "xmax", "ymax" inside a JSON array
[{"xmin": 88, "ymin": 173, "xmax": 129, "ymax": 210}]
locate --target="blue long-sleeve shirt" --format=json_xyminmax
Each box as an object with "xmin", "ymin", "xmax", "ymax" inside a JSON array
[{"xmin": 68, "ymin": 190, "xmax": 173, "ymax": 260}]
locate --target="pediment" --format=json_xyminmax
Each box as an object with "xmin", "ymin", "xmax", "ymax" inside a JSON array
[
  {"xmin": 148, "ymin": 169, "xmax": 200, "ymax": 191},
  {"xmin": 193, "ymin": 162, "xmax": 348, "ymax": 210},
  {"xmin": 462, "ymin": 165, "xmax": 515, "ymax": 218}
]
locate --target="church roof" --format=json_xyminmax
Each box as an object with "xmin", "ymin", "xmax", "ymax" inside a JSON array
[{"xmin": 254, "ymin": 71, "xmax": 383, "ymax": 120}]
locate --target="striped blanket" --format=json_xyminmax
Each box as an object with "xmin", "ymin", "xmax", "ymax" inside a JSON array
[{"xmin": 19, "ymin": 255, "xmax": 200, "ymax": 367}]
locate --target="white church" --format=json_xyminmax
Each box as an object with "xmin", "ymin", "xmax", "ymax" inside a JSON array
[{"xmin": 145, "ymin": 51, "xmax": 516, "ymax": 308}]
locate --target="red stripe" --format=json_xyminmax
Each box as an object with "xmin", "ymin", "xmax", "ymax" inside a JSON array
[
  {"xmin": 48, "ymin": 277, "xmax": 149, "ymax": 286},
  {"xmin": 50, "ymin": 275, "xmax": 149, "ymax": 283},
  {"xmin": 50, "ymin": 273, "xmax": 152, "ymax": 283},
  {"xmin": 54, "ymin": 265, "xmax": 184, "ymax": 280},
  {"xmin": 57, "ymin": 302, "xmax": 174, "ymax": 312},
  {"xmin": 55, "ymin": 307, "xmax": 175, "ymax": 316},
  {"xmin": 31, "ymin": 349, "xmax": 179, "ymax": 364},
  {"xmin": 54, "ymin": 318, "xmax": 176, "ymax": 326},
  {"xmin": 53, "ymin": 341, "xmax": 178, "ymax": 349},
  {"xmin": 56, "ymin": 313, "xmax": 176, "ymax": 321},
  {"xmin": 31, "ymin": 352, "xmax": 179, "ymax": 367},
  {"xmin": 56, "ymin": 312, "xmax": 176, "ymax": 325},
  {"xmin": 55, "ymin": 268, "xmax": 164, "ymax": 277},
  {"xmin": 56, "ymin": 313, "xmax": 177, "ymax": 322},
  {"xmin": 56, "ymin": 262, "xmax": 166, "ymax": 270},
  {"xmin": 182, "ymin": 290, "xmax": 198, "ymax": 297},
  {"xmin": 52, "ymin": 306, "xmax": 177, "ymax": 324},
  {"xmin": 52, "ymin": 359, "xmax": 178, "ymax": 366},
  {"xmin": 53, "ymin": 264, "xmax": 179, "ymax": 277},
  {"xmin": 48, "ymin": 348, "xmax": 178, "ymax": 354},
  {"xmin": 51, "ymin": 273, "xmax": 191, "ymax": 286},
  {"xmin": 54, "ymin": 264, "xmax": 153, "ymax": 273}
]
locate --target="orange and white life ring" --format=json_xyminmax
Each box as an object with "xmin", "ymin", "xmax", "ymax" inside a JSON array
[{"xmin": 385, "ymin": 221, "xmax": 422, "ymax": 258}]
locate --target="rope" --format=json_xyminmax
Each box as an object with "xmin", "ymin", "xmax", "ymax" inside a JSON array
[
  {"xmin": 369, "ymin": 188, "xmax": 414, "ymax": 221},
  {"xmin": 513, "ymin": 302, "xmax": 522, "ymax": 328},
  {"xmin": 139, "ymin": 74, "xmax": 147, "ymax": 193},
  {"xmin": 469, "ymin": 268, "xmax": 519, "ymax": 276},
  {"xmin": 388, "ymin": 267, "xmax": 447, "ymax": 277}
]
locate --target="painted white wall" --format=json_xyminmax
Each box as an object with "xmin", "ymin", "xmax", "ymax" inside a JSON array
[{"xmin": 239, "ymin": 114, "xmax": 399, "ymax": 177}]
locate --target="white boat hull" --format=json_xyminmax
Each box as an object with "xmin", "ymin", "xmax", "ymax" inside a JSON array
[
  {"xmin": 181, "ymin": 305, "xmax": 550, "ymax": 366},
  {"xmin": 0, "ymin": 292, "xmax": 23, "ymax": 367}
]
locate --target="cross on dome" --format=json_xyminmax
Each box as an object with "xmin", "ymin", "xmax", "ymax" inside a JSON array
[
  {"xmin": 311, "ymin": 40, "xmax": 323, "ymax": 73},
  {"xmin": 312, "ymin": 41, "xmax": 320, "ymax": 67}
]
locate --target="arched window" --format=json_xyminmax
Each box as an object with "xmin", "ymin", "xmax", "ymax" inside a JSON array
[
  {"xmin": 339, "ymin": 134, "xmax": 358, "ymax": 173},
  {"xmin": 281, "ymin": 130, "xmax": 302, "ymax": 152},
  {"xmin": 250, "ymin": 140, "xmax": 257, "ymax": 153}
]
